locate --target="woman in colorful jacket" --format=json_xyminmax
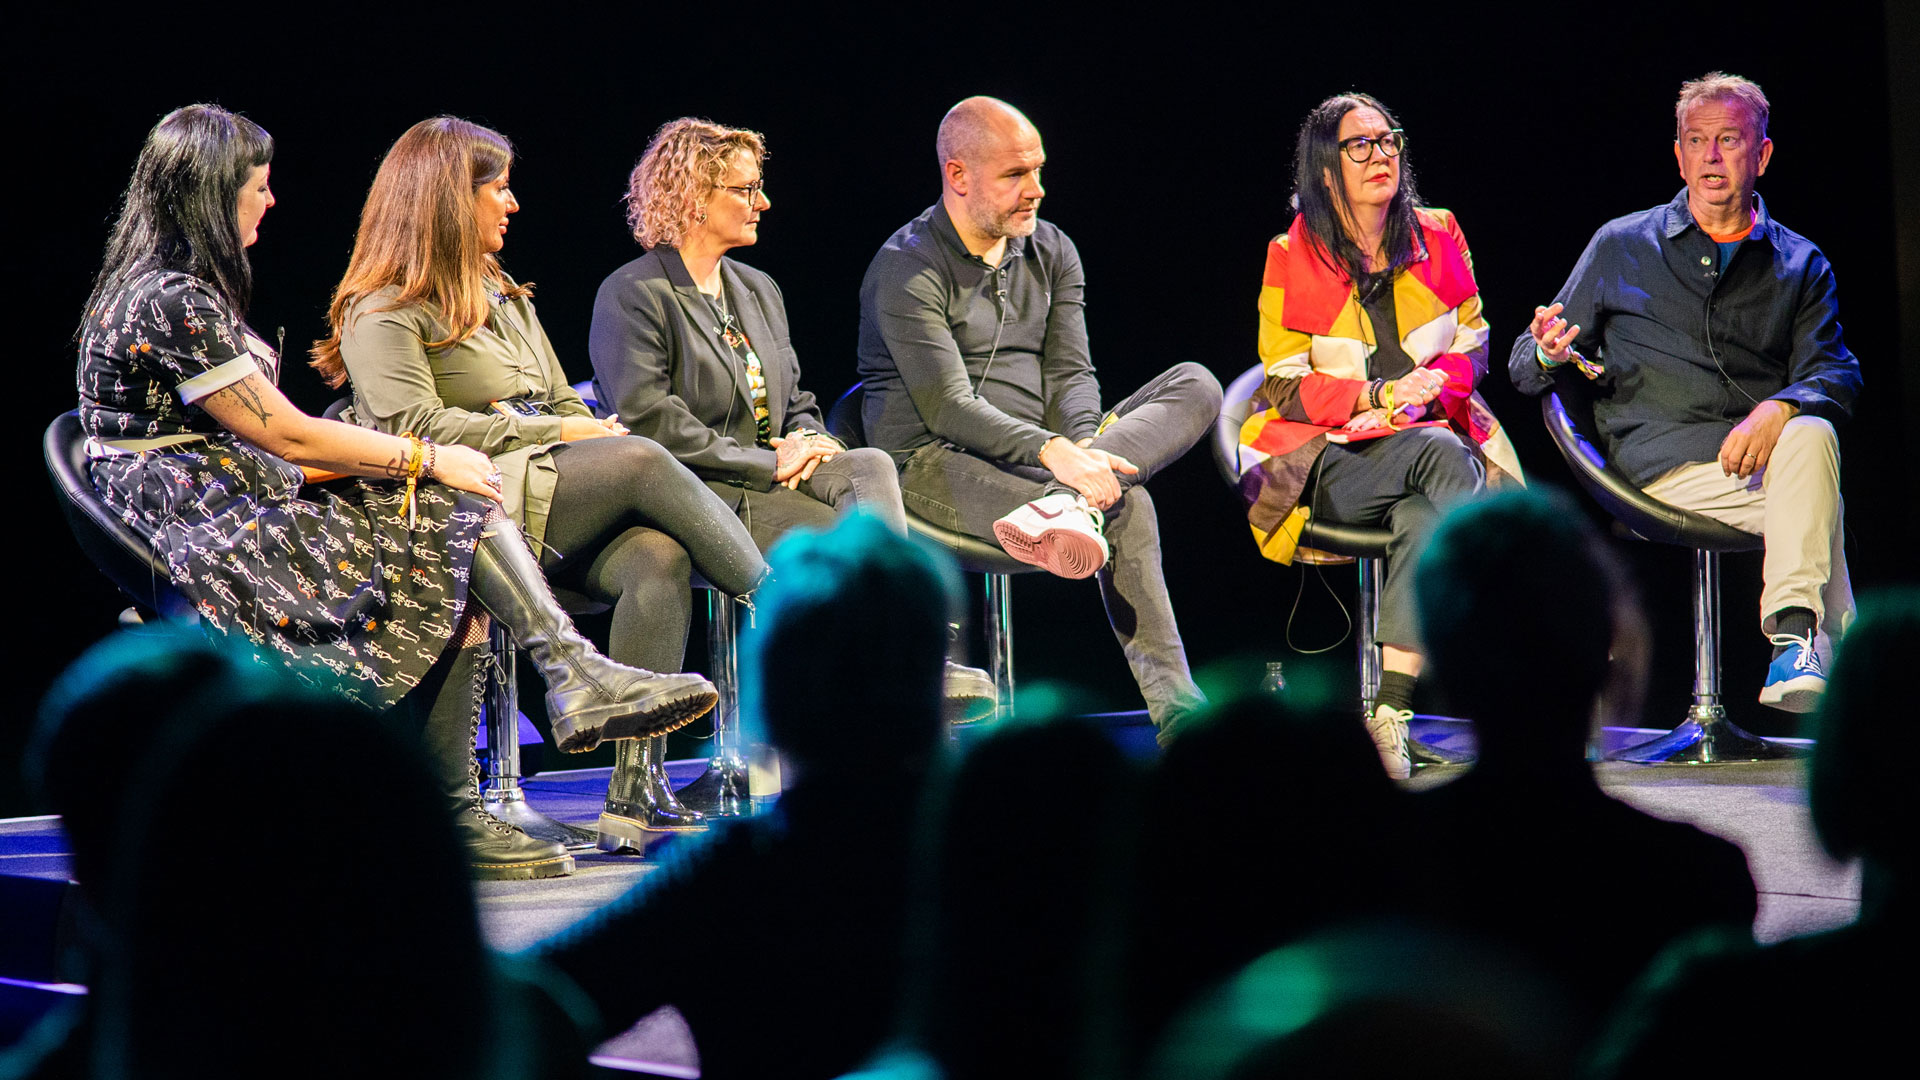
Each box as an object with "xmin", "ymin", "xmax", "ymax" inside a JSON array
[{"xmin": 1237, "ymin": 93, "xmax": 1523, "ymax": 779}]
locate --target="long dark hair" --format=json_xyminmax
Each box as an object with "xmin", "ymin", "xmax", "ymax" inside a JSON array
[
  {"xmin": 1290, "ymin": 93, "xmax": 1423, "ymax": 284},
  {"xmin": 82, "ymin": 104, "xmax": 274, "ymax": 326}
]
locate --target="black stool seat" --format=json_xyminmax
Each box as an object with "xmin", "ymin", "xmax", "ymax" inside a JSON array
[
  {"xmin": 1539, "ymin": 377, "xmax": 1790, "ymax": 765},
  {"xmin": 1212, "ymin": 364, "xmax": 1391, "ymax": 562},
  {"xmin": 1542, "ymin": 390, "xmax": 1763, "ymax": 553},
  {"xmin": 44, "ymin": 410, "xmax": 192, "ymax": 620}
]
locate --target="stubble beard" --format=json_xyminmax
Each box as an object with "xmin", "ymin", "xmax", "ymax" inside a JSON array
[{"xmin": 969, "ymin": 199, "xmax": 1040, "ymax": 241}]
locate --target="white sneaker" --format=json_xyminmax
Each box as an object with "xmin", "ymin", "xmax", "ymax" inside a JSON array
[
  {"xmin": 1365, "ymin": 704, "xmax": 1413, "ymax": 781},
  {"xmin": 992, "ymin": 493, "xmax": 1109, "ymax": 579}
]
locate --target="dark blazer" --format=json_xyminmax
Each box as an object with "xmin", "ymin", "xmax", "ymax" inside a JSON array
[{"xmin": 589, "ymin": 247, "xmax": 829, "ymax": 501}]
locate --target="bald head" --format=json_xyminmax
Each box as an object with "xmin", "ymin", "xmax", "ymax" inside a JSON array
[{"xmin": 936, "ymin": 96, "xmax": 1040, "ymax": 171}]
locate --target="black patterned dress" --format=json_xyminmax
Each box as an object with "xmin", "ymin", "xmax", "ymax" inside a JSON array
[{"xmin": 79, "ymin": 270, "xmax": 489, "ymax": 710}]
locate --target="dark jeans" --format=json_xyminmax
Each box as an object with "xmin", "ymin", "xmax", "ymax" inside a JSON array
[
  {"xmin": 1303, "ymin": 426, "xmax": 1484, "ymax": 650},
  {"xmin": 541, "ymin": 436, "xmax": 769, "ymax": 672},
  {"xmin": 718, "ymin": 446, "xmax": 910, "ymax": 554},
  {"xmin": 897, "ymin": 362, "xmax": 1222, "ymax": 724}
]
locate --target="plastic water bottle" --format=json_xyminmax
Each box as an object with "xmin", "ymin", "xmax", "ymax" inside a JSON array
[{"xmin": 1262, "ymin": 661, "xmax": 1287, "ymax": 695}]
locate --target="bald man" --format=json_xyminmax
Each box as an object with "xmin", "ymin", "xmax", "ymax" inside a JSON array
[{"xmin": 857, "ymin": 96, "xmax": 1220, "ymax": 741}]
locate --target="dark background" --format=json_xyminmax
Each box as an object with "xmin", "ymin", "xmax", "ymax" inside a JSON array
[{"xmin": 8, "ymin": 4, "xmax": 1914, "ymax": 812}]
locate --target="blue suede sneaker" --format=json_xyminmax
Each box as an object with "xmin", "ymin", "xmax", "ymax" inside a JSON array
[{"xmin": 1759, "ymin": 633, "xmax": 1827, "ymax": 713}]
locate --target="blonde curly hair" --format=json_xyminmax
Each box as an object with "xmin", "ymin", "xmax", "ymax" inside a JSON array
[{"xmin": 625, "ymin": 118, "xmax": 767, "ymax": 249}]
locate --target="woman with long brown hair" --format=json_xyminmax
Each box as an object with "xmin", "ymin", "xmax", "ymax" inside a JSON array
[
  {"xmin": 316, "ymin": 117, "xmax": 768, "ymax": 853},
  {"xmin": 77, "ymin": 105, "xmax": 716, "ymax": 882}
]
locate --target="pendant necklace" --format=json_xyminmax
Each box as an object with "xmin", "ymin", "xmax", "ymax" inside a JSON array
[{"xmin": 712, "ymin": 284, "xmax": 744, "ymax": 349}]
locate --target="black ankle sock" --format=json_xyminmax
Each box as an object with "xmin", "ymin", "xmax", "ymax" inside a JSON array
[
  {"xmin": 1378, "ymin": 671, "xmax": 1417, "ymax": 713},
  {"xmin": 1772, "ymin": 608, "xmax": 1816, "ymax": 654}
]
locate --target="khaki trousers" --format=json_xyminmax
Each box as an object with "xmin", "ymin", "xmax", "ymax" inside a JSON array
[{"xmin": 1643, "ymin": 416, "xmax": 1854, "ymax": 642}]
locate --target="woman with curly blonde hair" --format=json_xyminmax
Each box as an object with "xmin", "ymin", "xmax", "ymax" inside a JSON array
[
  {"xmin": 319, "ymin": 116, "xmax": 770, "ymax": 854},
  {"xmin": 589, "ymin": 117, "xmax": 994, "ymax": 715}
]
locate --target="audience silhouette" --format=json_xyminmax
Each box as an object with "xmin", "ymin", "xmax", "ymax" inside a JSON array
[
  {"xmin": 896, "ymin": 715, "xmax": 1142, "ymax": 1080},
  {"xmin": 529, "ymin": 513, "xmax": 955, "ymax": 1080},
  {"xmin": 1146, "ymin": 922, "xmax": 1582, "ymax": 1079},
  {"xmin": 1129, "ymin": 692, "xmax": 1409, "ymax": 1061},
  {"xmin": 1411, "ymin": 489, "xmax": 1757, "ymax": 1028},
  {"xmin": 1588, "ymin": 587, "xmax": 1918, "ymax": 1076},
  {"xmin": 13, "ymin": 625, "xmax": 570, "ymax": 1080},
  {"xmin": 23, "ymin": 490, "xmax": 1879, "ymax": 1080}
]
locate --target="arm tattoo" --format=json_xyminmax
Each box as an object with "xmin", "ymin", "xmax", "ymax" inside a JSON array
[
  {"xmin": 214, "ymin": 379, "xmax": 274, "ymax": 427},
  {"xmin": 357, "ymin": 457, "xmax": 409, "ymax": 480}
]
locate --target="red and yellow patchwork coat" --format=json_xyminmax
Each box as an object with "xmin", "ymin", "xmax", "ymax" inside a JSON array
[{"xmin": 1236, "ymin": 209, "xmax": 1524, "ymax": 563}]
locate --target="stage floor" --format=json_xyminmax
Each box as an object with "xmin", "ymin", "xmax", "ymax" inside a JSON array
[{"xmin": 0, "ymin": 722, "xmax": 1863, "ymax": 1077}]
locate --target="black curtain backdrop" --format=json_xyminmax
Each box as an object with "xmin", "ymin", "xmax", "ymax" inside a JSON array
[{"xmin": 9, "ymin": 3, "xmax": 1910, "ymax": 813}]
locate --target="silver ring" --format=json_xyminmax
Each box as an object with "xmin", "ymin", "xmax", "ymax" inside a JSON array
[{"xmin": 487, "ymin": 471, "xmax": 504, "ymax": 486}]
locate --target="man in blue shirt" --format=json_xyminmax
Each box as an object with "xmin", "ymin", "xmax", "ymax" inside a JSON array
[{"xmin": 1508, "ymin": 72, "xmax": 1861, "ymax": 712}]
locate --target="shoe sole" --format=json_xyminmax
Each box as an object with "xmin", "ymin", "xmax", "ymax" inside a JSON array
[
  {"xmin": 597, "ymin": 811, "xmax": 707, "ymax": 855},
  {"xmin": 467, "ymin": 853, "xmax": 575, "ymax": 881},
  {"xmin": 1759, "ymin": 674, "xmax": 1825, "ymax": 713},
  {"xmin": 943, "ymin": 696, "xmax": 999, "ymax": 725},
  {"xmin": 552, "ymin": 685, "xmax": 720, "ymax": 753},
  {"xmin": 992, "ymin": 520, "xmax": 1108, "ymax": 580}
]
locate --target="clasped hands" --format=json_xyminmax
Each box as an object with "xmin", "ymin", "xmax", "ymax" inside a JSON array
[
  {"xmin": 772, "ymin": 430, "xmax": 843, "ymax": 489},
  {"xmin": 1039, "ymin": 435, "xmax": 1138, "ymax": 511},
  {"xmin": 1344, "ymin": 367, "xmax": 1450, "ymax": 433}
]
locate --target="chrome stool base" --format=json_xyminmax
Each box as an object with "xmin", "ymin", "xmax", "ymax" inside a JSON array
[
  {"xmin": 481, "ymin": 787, "xmax": 599, "ymax": 849},
  {"xmin": 1608, "ymin": 706, "xmax": 1806, "ymax": 765},
  {"xmin": 676, "ymin": 756, "xmax": 750, "ymax": 817}
]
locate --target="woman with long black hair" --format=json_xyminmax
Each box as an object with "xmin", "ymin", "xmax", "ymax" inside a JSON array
[
  {"xmin": 1235, "ymin": 93, "xmax": 1523, "ymax": 779},
  {"xmin": 77, "ymin": 104, "xmax": 715, "ymax": 879}
]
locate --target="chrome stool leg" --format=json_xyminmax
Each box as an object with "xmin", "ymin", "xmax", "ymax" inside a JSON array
[
  {"xmin": 985, "ymin": 572, "xmax": 1015, "ymax": 720},
  {"xmin": 479, "ymin": 623, "xmax": 598, "ymax": 849},
  {"xmin": 1358, "ymin": 557, "xmax": 1382, "ymax": 716},
  {"xmin": 676, "ymin": 590, "xmax": 751, "ymax": 816},
  {"xmin": 1610, "ymin": 550, "xmax": 1802, "ymax": 764}
]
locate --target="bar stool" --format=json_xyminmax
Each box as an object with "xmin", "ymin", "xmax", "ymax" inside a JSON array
[
  {"xmin": 1540, "ymin": 380, "xmax": 1797, "ymax": 763},
  {"xmin": 826, "ymin": 384, "xmax": 1032, "ymax": 721},
  {"xmin": 44, "ymin": 410, "xmax": 193, "ymax": 620},
  {"xmin": 1214, "ymin": 365, "xmax": 1469, "ymax": 766}
]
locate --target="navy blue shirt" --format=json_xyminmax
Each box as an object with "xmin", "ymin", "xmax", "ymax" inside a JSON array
[{"xmin": 1508, "ymin": 189, "xmax": 1861, "ymax": 486}]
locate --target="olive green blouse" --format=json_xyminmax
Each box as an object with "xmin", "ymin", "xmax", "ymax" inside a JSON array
[{"xmin": 337, "ymin": 281, "xmax": 592, "ymax": 550}]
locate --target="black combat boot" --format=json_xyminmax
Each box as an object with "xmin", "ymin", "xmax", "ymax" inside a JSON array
[
  {"xmin": 413, "ymin": 642, "xmax": 574, "ymax": 880},
  {"xmin": 469, "ymin": 522, "xmax": 718, "ymax": 751},
  {"xmin": 597, "ymin": 735, "xmax": 707, "ymax": 854}
]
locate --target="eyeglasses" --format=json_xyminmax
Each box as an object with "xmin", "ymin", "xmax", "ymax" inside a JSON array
[
  {"xmin": 715, "ymin": 179, "xmax": 766, "ymax": 202},
  {"xmin": 1340, "ymin": 130, "xmax": 1406, "ymax": 164}
]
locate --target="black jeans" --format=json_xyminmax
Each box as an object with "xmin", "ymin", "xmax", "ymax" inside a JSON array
[
  {"xmin": 897, "ymin": 362, "xmax": 1222, "ymax": 724},
  {"xmin": 721, "ymin": 446, "xmax": 910, "ymax": 554},
  {"xmin": 1302, "ymin": 425, "xmax": 1484, "ymax": 650}
]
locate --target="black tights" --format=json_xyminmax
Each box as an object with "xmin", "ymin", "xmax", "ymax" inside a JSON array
[{"xmin": 540, "ymin": 436, "xmax": 767, "ymax": 673}]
